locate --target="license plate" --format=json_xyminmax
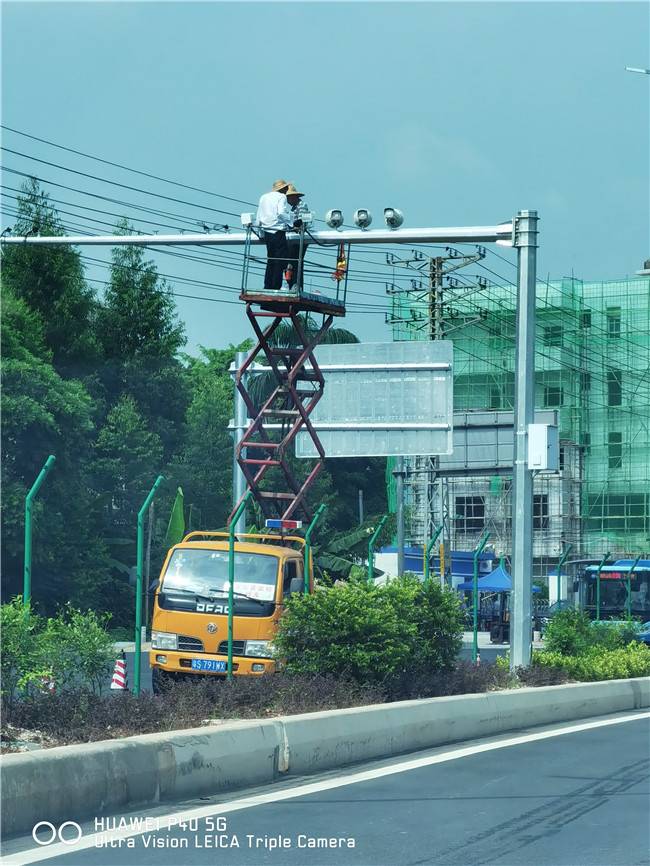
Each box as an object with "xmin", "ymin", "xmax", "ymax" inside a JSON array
[{"xmin": 190, "ymin": 659, "xmax": 227, "ymax": 672}]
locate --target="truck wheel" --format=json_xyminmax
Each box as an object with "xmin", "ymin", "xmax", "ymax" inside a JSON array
[{"xmin": 151, "ymin": 667, "xmax": 175, "ymax": 695}]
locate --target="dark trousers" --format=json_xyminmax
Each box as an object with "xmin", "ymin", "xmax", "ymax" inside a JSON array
[
  {"xmin": 263, "ymin": 231, "xmax": 289, "ymax": 290},
  {"xmin": 287, "ymin": 238, "xmax": 308, "ymax": 289}
]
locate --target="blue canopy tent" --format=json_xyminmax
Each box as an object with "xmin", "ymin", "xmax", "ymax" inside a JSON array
[
  {"xmin": 457, "ymin": 564, "xmax": 541, "ymax": 594},
  {"xmin": 458, "ymin": 564, "xmax": 541, "ymax": 643}
]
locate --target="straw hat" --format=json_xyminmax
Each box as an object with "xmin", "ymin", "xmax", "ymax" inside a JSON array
[
  {"xmin": 285, "ymin": 184, "xmax": 304, "ymax": 198},
  {"xmin": 271, "ymin": 179, "xmax": 291, "ymax": 192}
]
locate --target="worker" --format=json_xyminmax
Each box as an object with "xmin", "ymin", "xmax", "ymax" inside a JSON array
[
  {"xmin": 255, "ymin": 179, "xmax": 295, "ymax": 291},
  {"xmin": 285, "ymin": 183, "xmax": 309, "ymax": 289}
]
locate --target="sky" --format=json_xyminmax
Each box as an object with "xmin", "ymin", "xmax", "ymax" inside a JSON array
[{"xmin": 1, "ymin": 0, "xmax": 648, "ymax": 357}]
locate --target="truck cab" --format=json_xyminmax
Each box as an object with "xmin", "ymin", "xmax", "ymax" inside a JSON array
[{"xmin": 149, "ymin": 531, "xmax": 311, "ymax": 692}]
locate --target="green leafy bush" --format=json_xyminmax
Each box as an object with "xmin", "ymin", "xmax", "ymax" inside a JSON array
[
  {"xmin": 273, "ymin": 574, "xmax": 464, "ymax": 684},
  {"xmin": 1, "ymin": 596, "xmax": 116, "ymax": 713},
  {"xmin": 1, "ymin": 597, "xmax": 49, "ymax": 713},
  {"xmin": 44, "ymin": 603, "xmax": 116, "ymax": 694},
  {"xmin": 534, "ymin": 643, "xmax": 650, "ymax": 681},
  {"xmin": 589, "ymin": 618, "xmax": 641, "ymax": 649},
  {"xmin": 543, "ymin": 607, "xmax": 594, "ymax": 656},
  {"xmin": 543, "ymin": 608, "xmax": 643, "ymax": 657}
]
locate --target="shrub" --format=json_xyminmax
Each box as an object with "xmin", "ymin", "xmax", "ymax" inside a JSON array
[
  {"xmin": 4, "ymin": 672, "xmax": 385, "ymax": 746},
  {"xmin": 1, "ymin": 596, "xmax": 116, "ymax": 713},
  {"xmin": 589, "ymin": 618, "xmax": 641, "ymax": 650},
  {"xmin": 543, "ymin": 607, "xmax": 593, "ymax": 656},
  {"xmin": 534, "ymin": 643, "xmax": 650, "ymax": 681},
  {"xmin": 383, "ymin": 658, "xmax": 510, "ymax": 701},
  {"xmin": 543, "ymin": 608, "xmax": 644, "ymax": 659},
  {"xmin": 1, "ymin": 597, "xmax": 48, "ymax": 713},
  {"xmin": 273, "ymin": 574, "xmax": 465, "ymax": 684},
  {"xmin": 44, "ymin": 604, "xmax": 116, "ymax": 694}
]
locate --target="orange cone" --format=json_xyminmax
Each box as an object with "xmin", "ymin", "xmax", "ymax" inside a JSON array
[
  {"xmin": 110, "ymin": 651, "xmax": 128, "ymax": 690},
  {"xmin": 476, "ymin": 652, "xmax": 481, "ymax": 666},
  {"xmin": 40, "ymin": 667, "xmax": 55, "ymax": 694}
]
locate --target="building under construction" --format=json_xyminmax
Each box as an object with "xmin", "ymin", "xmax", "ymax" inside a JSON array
[{"xmin": 390, "ymin": 272, "xmax": 650, "ymax": 580}]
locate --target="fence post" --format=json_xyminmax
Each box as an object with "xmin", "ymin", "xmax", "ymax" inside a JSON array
[
  {"xmin": 368, "ymin": 516, "xmax": 387, "ymax": 584},
  {"xmin": 23, "ymin": 455, "xmax": 56, "ymax": 612},
  {"xmin": 304, "ymin": 504, "xmax": 325, "ymax": 594},
  {"xmin": 423, "ymin": 525, "xmax": 444, "ymax": 584},
  {"xmin": 228, "ymin": 490, "xmax": 252, "ymax": 680},
  {"xmin": 556, "ymin": 544, "xmax": 572, "ymax": 605},
  {"xmin": 473, "ymin": 532, "xmax": 490, "ymax": 663},
  {"xmin": 134, "ymin": 476, "xmax": 163, "ymax": 696}
]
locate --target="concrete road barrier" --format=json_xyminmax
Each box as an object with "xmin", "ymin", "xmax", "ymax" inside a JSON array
[
  {"xmin": 279, "ymin": 679, "xmax": 650, "ymax": 775},
  {"xmin": 1, "ymin": 720, "xmax": 282, "ymax": 837},
  {"xmin": 2, "ymin": 678, "xmax": 649, "ymax": 836}
]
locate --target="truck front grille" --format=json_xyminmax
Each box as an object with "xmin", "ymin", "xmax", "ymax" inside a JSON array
[
  {"xmin": 178, "ymin": 635, "xmax": 205, "ymax": 652},
  {"xmin": 217, "ymin": 640, "xmax": 245, "ymax": 656}
]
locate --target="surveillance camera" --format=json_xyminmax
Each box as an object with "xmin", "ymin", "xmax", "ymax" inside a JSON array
[
  {"xmin": 325, "ymin": 209, "xmax": 344, "ymax": 229},
  {"xmin": 353, "ymin": 208, "xmax": 373, "ymax": 229},
  {"xmin": 384, "ymin": 207, "xmax": 404, "ymax": 229}
]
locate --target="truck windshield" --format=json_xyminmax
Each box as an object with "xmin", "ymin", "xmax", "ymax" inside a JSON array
[{"xmin": 162, "ymin": 549, "xmax": 280, "ymax": 602}]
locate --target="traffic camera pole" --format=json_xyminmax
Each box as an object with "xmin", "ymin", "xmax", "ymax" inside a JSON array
[
  {"xmin": 510, "ymin": 210, "xmax": 539, "ymax": 670},
  {"xmin": 23, "ymin": 455, "xmax": 56, "ymax": 612},
  {"xmin": 135, "ymin": 476, "xmax": 163, "ymax": 696}
]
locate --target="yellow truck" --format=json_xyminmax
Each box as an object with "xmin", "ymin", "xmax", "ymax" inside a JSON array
[{"xmin": 149, "ymin": 531, "xmax": 312, "ymax": 693}]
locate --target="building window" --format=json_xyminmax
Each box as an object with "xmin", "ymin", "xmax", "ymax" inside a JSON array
[
  {"xmin": 585, "ymin": 494, "xmax": 649, "ymax": 534},
  {"xmin": 608, "ymin": 432, "xmax": 623, "ymax": 469},
  {"xmin": 606, "ymin": 307, "xmax": 621, "ymax": 338},
  {"xmin": 580, "ymin": 311, "xmax": 592, "ymax": 328},
  {"xmin": 544, "ymin": 384, "xmax": 564, "ymax": 407},
  {"xmin": 533, "ymin": 494, "xmax": 549, "ymax": 531},
  {"xmin": 455, "ymin": 496, "xmax": 485, "ymax": 532},
  {"xmin": 543, "ymin": 325, "xmax": 563, "ymax": 346},
  {"xmin": 607, "ymin": 371, "xmax": 622, "ymax": 406},
  {"xmin": 489, "ymin": 385, "xmax": 501, "ymax": 409}
]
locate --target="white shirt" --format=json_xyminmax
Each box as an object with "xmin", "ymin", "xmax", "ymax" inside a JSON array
[{"xmin": 255, "ymin": 190, "xmax": 294, "ymax": 234}]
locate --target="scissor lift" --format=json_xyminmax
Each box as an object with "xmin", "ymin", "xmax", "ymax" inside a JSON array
[{"xmin": 229, "ymin": 231, "xmax": 349, "ymax": 525}]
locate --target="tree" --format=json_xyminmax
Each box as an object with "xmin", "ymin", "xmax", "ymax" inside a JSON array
[
  {"xmin": 98, "ymin": 219, "xmax": 185, "ymax": 361},
  {"xmin": 93, "ymin": 393, "xmax": 164, "ymax": 524},
  {"xmin": 166, "ymin": 342, "xmax": 252, "ymax": 533},
  {"xmin": 1, "ymin": 282, "xmax": 112, "ymax": 612},
  {"xmin": 93, "ymin": 219, "xmax": 189, "ymax": 463},
  {"xmin": 1, "ymin": 177, "xmax": 101, "ymax": 370}
]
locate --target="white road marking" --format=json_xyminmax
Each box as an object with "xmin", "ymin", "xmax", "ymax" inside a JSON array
[{"xmin": 5, "ymin": 711, "xmax": 649, "ymax": 865}]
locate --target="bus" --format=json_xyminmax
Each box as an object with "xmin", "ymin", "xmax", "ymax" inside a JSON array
[{"xmin": 577, "ymin": 560, "xmax": 650, "ymax": 621}]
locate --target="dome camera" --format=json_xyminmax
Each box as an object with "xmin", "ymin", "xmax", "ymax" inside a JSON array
[
  {"xmin": 325, "ymin": 209, "xmax": 344, "ymax": 229},
  {"xmin": 384, "ymin": 207, "xmax": 404, "ymax": 229},
  {"xmin": 353, "ymin": 208, "xmax": 373, "ymax": 229}
]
